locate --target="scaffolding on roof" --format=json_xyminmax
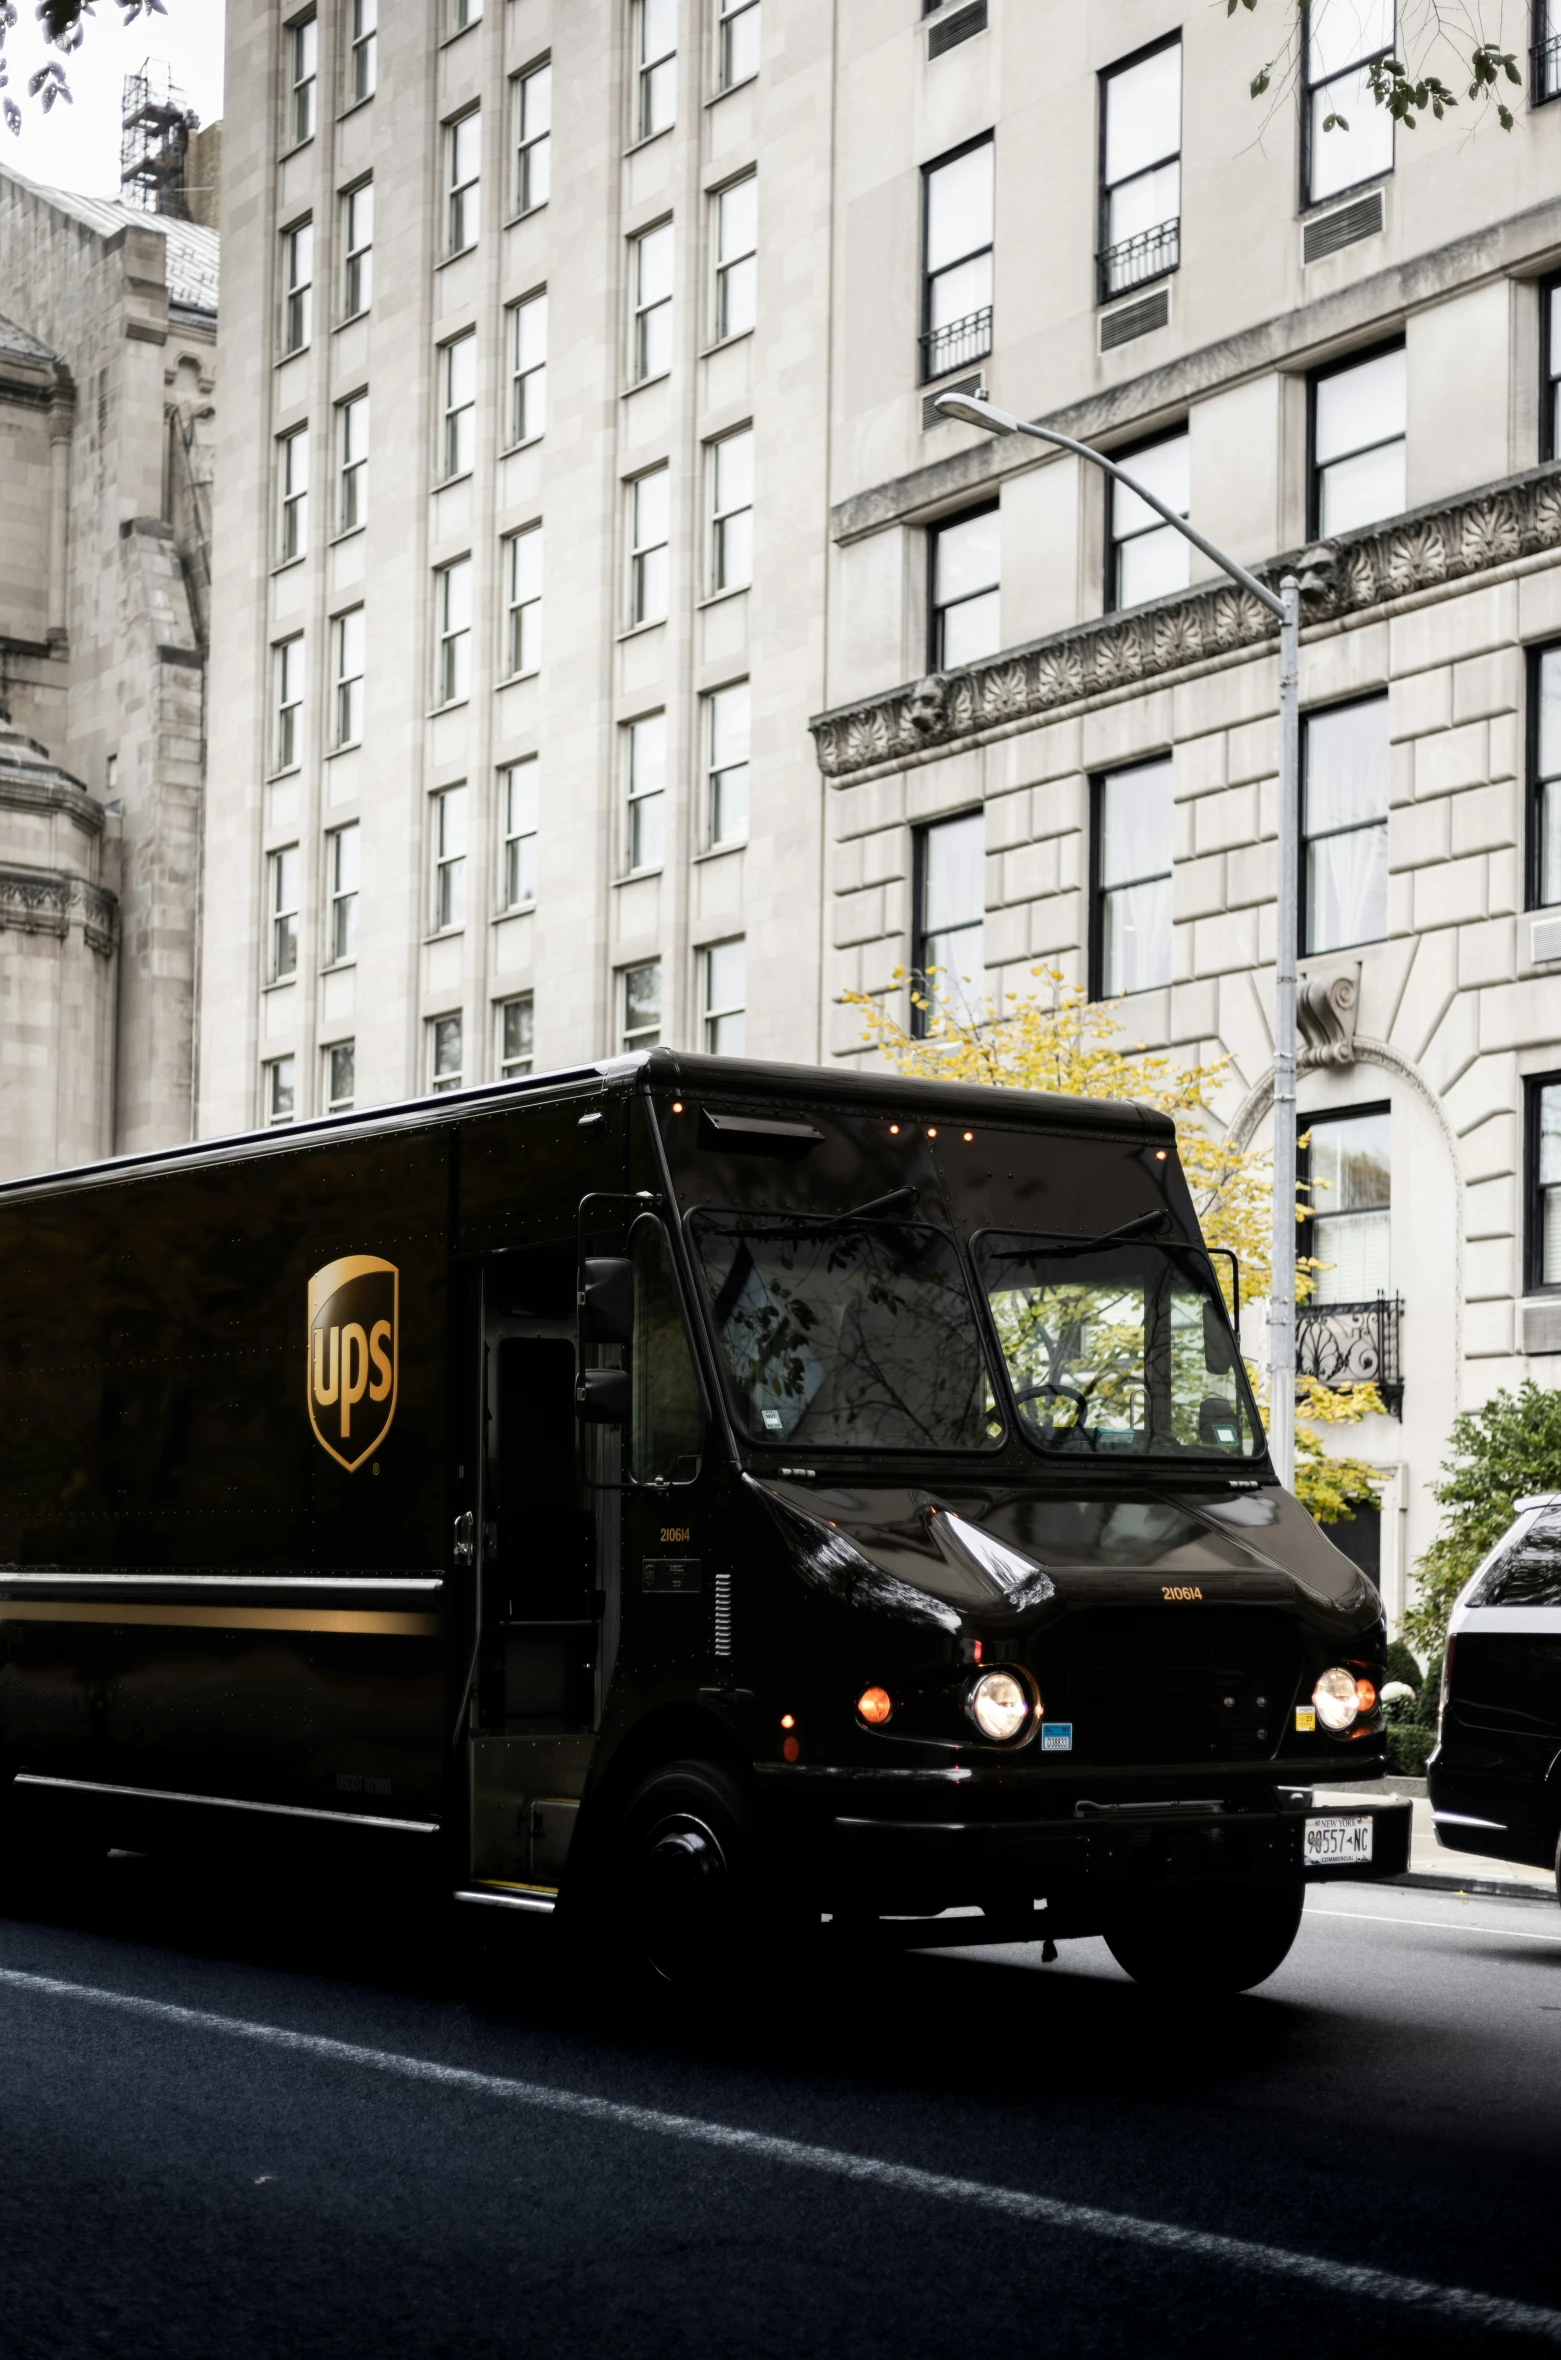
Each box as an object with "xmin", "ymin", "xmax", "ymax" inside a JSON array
[{"xmin": 120, "ymin": 64, "xmax": 200, "ymax": 221}]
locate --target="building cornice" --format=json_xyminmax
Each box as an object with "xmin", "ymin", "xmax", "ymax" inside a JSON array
[
  {"xmin": 809, "ymin": 462, "xmax": 1561, "ymax": 784},
  {"xmin": 0, "ymin": 865, "xmax": 116, "ymax": 955}
]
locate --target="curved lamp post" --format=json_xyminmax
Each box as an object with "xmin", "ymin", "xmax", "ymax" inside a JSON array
[{"xmin": 935, "ymin": 390, "xmax": 1302, "ymax": 1487}]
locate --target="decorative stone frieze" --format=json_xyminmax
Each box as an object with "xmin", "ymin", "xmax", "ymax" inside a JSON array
[
  {"xmin": 0, "ymin": 865, "xmax": 116, "ymax": 954},
  {"xmin": 810, "ymin": 462, "xmax": 1561, "ymax": 782}
]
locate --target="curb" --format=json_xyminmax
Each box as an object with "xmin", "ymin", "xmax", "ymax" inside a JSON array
[{"xmin": 1393, "ymin": 1870, "xmax": 1555, "ymax": 1905}]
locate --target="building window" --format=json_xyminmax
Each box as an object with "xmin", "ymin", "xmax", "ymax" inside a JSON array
[
  {"xmin": 706, "ymin": 680, "xmax": 749, "ymax": 847},
  {"xmin": 718, "ymin": 0, "xmax": 759, "ymax": 89},
  {"xmin": 324, "ymin": 1039, "xmax": 355, "ymax": 1114},
  {"xmin": 433, "ymin": 784, "xmax": 469, "ymax": 931},
  {"xmin": 333, "ymin": 607, "xmax": 365, "ymax": 748},
  {"xmin": 499, "ymin": 993, "xmax": 534, "ymax": 1078},
  {"xmin": 348, "ymin": 0, "xmax": 376, "ymax": 104},
  {"xmin": 1543, "ymin": 277, "xmax": 1561, "ymax": 463},
  {"xmin": 1531, "ymin": 644, "xmax": 1561, "ymax": 908},
  {"xmin": 507, "ymin": 290, "xmax": 547, "ymax": 445},
  {"xmin": 501, "ymin": 758, "xmax": 539, "ymax": 906},
  {"xmin": 504, "ymin": 526, "xmax": 543, "ymax": 678},
  {"xmin": 709, "ymin": 426, "xmax": 753, "ymax": 593},
  {"xmin": 1310, "ymin": 343, "xmax": 1406, "ymax": 537},
  {"xmin": 337, "ymin": 391, "xmax": 368, "ymax": 532},
  {"xmin": 447, "ymin": 111, "xmax": 480, "ymax": 256},
  {"xmin": 636, "ymin": 0, "xmax": 677, "ymax": 140},
  {"xmin": 440, "ymin": 333, "xmax": 476, "ymax": 482},
  {"xmin": 1539, "ymin": 0, "xmax": 1561, "ymax": 103},
  {"xmin": 621, "ymin": 959, "xmax": 662, "ymax": 1051},
  {"xmin": 326, "ymin": 821, "xmax": 359, "ymax": 962},
  {"xmin": 341, "ymin": 181, "xmax": 373, "ymax": 317},
  {"xmin": 921, "ymin": 135, "xmax": 993, "ymax": 384},
  {"xmin": 629, "ymin": 467, "xmax": 669, "ymax": 625},
  {"xmin": 268, "ymin": 844, "xmax": 300, "ymax": 981},
  {"xmin": 278, "ymin": 426, "xmax": 309, "ymax": 562},
  {"xmin": 1093, "ymin": 758, "xmax": 1173, "ymax": 998},
  {"xmin": 626, "ymin": 712, "xmax": 666, "ymax": 871},
  {"xmin": 282, "ymin": 219, "xmax": 313, "ymax": 353},
  {"xmin": 1303, "ymin": 1106, "xmax": 1391, "ymax": 1303},
  {"xmin": 913, "ymin": 811, "xmax": 985, "ymax": 1029},
  {"xmin": 1108, "ymin": 429, "xmax": 1188, "ymax": 611},
  {"xmin": 703, "ymin": 938, "xmax": 746, "ymax": 1054},
  {"xmin": 1302, "ymin": 696, "xmax": 1390, "ymax": 955},
  {"xmin": 429, "ymin": 1014, "xmax": 464, "ymax": 1094},
  {"xmin": 1098, "ymin": 37, "xmax": 1181, "ymax": 305},
  {"xmin": 273, "ymin": 636, "xmax": 304, "ymax": 771},
  {"xmin": 436, "ymin": 558, "xmax": 472, "ymax": 705},
  {"xmin": 714, "ymin": 176, "xmax": 756, "ymax": 341},
  {"xmin": 265, "ymin": 1055, "xmax": 297, "ymax": 1126},
  {"xmin": 929, "ymin": 505, "xmax": 1000, "ymax": 670},
  {"xmin": 451, "ymin": 0, "xmax": 482, "ymax": 31},
  {"xmin": 632, "ymin": 220, "xmax": 674, "ymax": 384},
  {"xmin": 1529, "ymin": 1078, "xmax": 1561, "ymax": 1286},
  {"xmin": 1304, "ymin": 0, "xmax": 1394, "ymax": 206},
  {"xmin": 287, "ymin": 13, "xmax": 316, "ymax": 147},
  {"xmin": 513, "ymin": 61, "xmax": 551, "ymax": 214}
]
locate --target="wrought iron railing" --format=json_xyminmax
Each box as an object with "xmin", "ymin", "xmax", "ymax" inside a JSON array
[
  {"xmin": 1295, "ymin": 1294, "xmax": 1403, "ymax": 1416},
  {"xmin": 920, "ymin": 305, "xmax": 993, "ymax": 386},
  {"xmin": 1097, "ymin": 216, "xmax": 1180, "ymax": 307},
  {"xmin": 1531, "ymin": 33, "xmax": 1561, "ymax": 100}
]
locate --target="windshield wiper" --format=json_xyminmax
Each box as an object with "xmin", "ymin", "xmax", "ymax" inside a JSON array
[
  {"xmin": 1044, "ymin": 1208, "xmax": 1170, "ymax": 1259},
  {"xmin": 823, "ymin": 1184, "xmax": 920, "ymax": 1227}
]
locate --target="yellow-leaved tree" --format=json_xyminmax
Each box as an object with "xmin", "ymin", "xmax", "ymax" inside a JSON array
[{"xmin": 845, "ymin": 965, "xmax": 1383, "ymax": 1528}]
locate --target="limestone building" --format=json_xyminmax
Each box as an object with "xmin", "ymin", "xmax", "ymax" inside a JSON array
[
  {"xmin": 206, "ymin": 0, "xmax": 1561, "ymax": 1620},
  {"xmin": 0, "ymin": 163, "xmax": 218, "ymax": 1169}
]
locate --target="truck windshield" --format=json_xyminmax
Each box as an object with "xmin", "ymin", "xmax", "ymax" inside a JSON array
[
  {"xmin": 689, "ymin": 1213, "xmax": 1000, "ymax": 1452},
  {"xmin": 974, "ymin": 1232, "xmax": 1261, "ymax": 1462}
]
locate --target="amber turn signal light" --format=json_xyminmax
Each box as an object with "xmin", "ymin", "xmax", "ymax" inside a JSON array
[
  {"xmin": 857, "ymin": 1686, "xmax": 893, "ymax": 1726},
  {"xmin": 1355, "ymin": 1677, "xmax": 1377, "ymax": 1712}
]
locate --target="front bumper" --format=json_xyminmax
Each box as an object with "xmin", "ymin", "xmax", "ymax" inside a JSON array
[{"xmin": 826, "ymin": 1790, "xmax": 1411, "ymax": 1925}]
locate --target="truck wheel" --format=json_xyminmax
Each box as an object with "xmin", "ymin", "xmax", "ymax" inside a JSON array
[
  {"xmin": 1103, "ymin": 1881, "xmax": 1305, "ymax": 1994},
  {"xmin": 619, "ymin": 1758, "xmax": 756, "ymax": 1993}
]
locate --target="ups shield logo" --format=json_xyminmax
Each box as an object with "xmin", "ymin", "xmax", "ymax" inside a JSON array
[{"xmin": 307, "ymin": 1255, "xmax": 398, "ymax": 1472}]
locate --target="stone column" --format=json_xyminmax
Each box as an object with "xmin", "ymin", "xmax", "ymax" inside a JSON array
[{"xmin": 46, "ymin": 374, "xmax": 73, "ymax": 650}]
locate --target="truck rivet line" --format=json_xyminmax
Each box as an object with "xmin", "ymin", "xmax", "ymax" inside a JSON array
[{"xmin": 0, "ymin": 1966, "xmax": 1554, "ymax": 2343}]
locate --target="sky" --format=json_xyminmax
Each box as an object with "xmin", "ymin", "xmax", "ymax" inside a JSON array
[{"xmin": 3, "ymin": 0, "xmax": 225, "ymax": 200}]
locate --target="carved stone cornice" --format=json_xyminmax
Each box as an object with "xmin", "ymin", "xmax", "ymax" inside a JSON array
[
  {"xmin": 810, "ymin": 462, "xmax": 1561, "ymax": 783},
  {"xmin": 0, "ymin": 866, "xmax": 117, "ymax": 956}
]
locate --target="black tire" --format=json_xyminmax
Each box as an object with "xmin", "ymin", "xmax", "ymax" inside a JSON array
[
  {"xmin": 1103, "ymin": 1880, "xmax": 1305, "ymax": 1994},
  {"xmin": 618, "ymin": 1757, "xmax": 757, "ymax": 1994}
]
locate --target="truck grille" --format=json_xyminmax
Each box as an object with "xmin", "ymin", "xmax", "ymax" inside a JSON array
[{"xmin": 1036, "ymin": 1607, "xmax": 1302, "ymax": 1764}]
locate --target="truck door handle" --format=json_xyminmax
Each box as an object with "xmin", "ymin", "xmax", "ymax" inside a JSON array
[{"xmin": 453, "ymin": 1510, "xmax": 475, "ymax": 1567}]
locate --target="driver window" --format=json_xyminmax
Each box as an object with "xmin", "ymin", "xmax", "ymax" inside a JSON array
[{"xmin": 630, "ymin": 1218, "xmax": 703, "ymax": 1483}]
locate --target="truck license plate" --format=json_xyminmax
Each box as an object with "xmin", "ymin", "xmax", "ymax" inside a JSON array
[{"xmin": 1304, "ymin": 1814, "xmax": 1374, "ymax": 1866}]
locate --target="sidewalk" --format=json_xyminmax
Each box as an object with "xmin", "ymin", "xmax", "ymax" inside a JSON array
[{"xmin": 1331, "ymin": 1784, "xmax": 1555, "ymax": 1903}]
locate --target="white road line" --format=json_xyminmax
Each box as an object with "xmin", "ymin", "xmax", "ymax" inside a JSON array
[
  {"xmin": 1311, "ymin": 1908, "xmax": 1561, "ymax": 1943},
  {"xmin": 0, "ymin": 1967, "xmax": 1557, "ymax": 2342}
]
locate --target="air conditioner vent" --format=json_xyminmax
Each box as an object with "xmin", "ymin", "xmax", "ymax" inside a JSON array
[
  {"xmin": 922, "ymin": 371, "xmax": 986, "ymax": 431},
  {"xmin": 1099, "ymin": 287, "xmax": 1170, "ymax": 352},
  {"xmin": 928, "ymin": 0, "xmax": 987, "ymax": 58},
  {"xmin": 1302, "ymin": 188, "xmax": 1385, "ymax": 264}
]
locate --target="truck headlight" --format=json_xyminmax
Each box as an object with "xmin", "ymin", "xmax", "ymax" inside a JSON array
[
  {"xmin": 1313, "ymin": 1666, "xmax": 1360, "ymax": 1733},
  {"xmin": 968, "ymin": 1668, "xmax": 1033, "ymax": 1743}
]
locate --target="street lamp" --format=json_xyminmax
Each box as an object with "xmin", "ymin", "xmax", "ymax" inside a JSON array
[{"xmin": 935, "ymin": 390, "xmax": 1302, "ymax": 1489}]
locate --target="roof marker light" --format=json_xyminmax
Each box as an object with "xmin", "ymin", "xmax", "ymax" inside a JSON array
[
  {"xmin": 927, "ymin": 1127, "xmax": 938, "ymax": 1139},
  {"xmin": 1155, "ymin": 1149, "xmax": 1168, "ymax": 1161},
  {"xmin": 671, "ymin": 1100, "xmax": 684, "ymax": 1113},
  {"xmin": 889, "ymin": 1123, "xmax": 900, "ymax": 1135},
  {"xmin": 963, "ymin": 1131, "xmax": 974, "ymax": 1142},
  {"xmin": 780, "ymin": 1713, "xmax": 795, "ymax": 1730}
]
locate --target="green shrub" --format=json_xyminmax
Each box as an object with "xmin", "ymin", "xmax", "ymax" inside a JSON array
[
  {"xmin": 1406, "ymin": 1381, "xmax": 1561, "ymax": 1661},
  {"xmin": 1387, "ymin": 1722, "xmax": 1435, "ymax": 1777},
  {"xmin": 1413, "ymin": 1652, "xmax": 1443, "ymax": 1727},
  {"xmin": 1385, "ymin": 1638, "xmax": 1423, "ymax": 1691}
]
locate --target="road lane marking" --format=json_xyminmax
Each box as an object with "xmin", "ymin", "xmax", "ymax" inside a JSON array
[
  {"xmin": 1310, "ymin": 1908, "xmax": 1561, "ymax": 1943},
  {"xmin": 0, "ymin": 1963, "xmax": 1556, "ymax": 2344}
]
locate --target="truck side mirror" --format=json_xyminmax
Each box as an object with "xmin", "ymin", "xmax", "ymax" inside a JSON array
[
  {"xmin": 579, "ymin": 1256, "xmax": 634, "ymax": 1345},
  {"xmin": 577, "ymin": 1366, "xmax": 632, "ymax": 1425},
  {"xmin": 1202, "ymin": 1298, "xmax": 1235, "ymax": 1376}
]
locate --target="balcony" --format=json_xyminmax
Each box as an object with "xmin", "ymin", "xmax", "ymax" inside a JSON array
[
  {"xmin": 1295, "ymin": 1294, "xmax": 1403, "ymax": 1417},
  {"xmin": 1532, "ymin": 32, "xmax": 1561, "ymax": 100},
  {"xmin": 1097, "ymin": 217, "xmax": 1180, "ymax": 308},
  {"xmin": 920, "ymin": 305, "xmax": 993, "ymax": 387}
]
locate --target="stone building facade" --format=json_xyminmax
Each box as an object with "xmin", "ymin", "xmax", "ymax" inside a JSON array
[
  {"xmin": 0, "ymin": 165, "xmax": 217, "ymax": 1170},
  {"xmin": 205, "ymin": 0, "xmax": 1561, "ymax": 1623}
]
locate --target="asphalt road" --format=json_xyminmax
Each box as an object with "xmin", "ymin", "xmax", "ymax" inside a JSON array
[{"xmin": 0, "ymin": 1861, "xmax": 1558, "ymax": 2360}]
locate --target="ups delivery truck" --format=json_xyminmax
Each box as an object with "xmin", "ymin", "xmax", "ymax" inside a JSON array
[{"xmin": 0, "ymin": 1050, "xmax": 1408, "ymax": 1993}]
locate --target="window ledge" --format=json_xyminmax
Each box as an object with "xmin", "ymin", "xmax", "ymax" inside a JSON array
[
  {"xmin": 335, "ymin": 308, "xmax": 370, "ymax": 332},
  {"xmin": 275, "ymin": 348, "xmax": 311, "ymax": 367},
  {"xmin": 436, "ymin": 469, "xmax": 475, "ymax": 491},
  {"xmin": 426, "ymin": 699, "xmax": 472, "ymax": 718},
  {"xmin": 1301, "ymin": 169, "xmax": 1392, "ymax": 216},
  {"xmin": 266, "ymin": 765, "xmax": 303, "ymax": 784},
  {"xmin": 616, "ymin": 619, "xmax": 666, "ymax": 642},
  {"xmin": 440, "ymin": 19, "xmax": 480, "ymax": 46},
  {"xmin": 336, "ymin": 96, "xmax": 374, "ymax": 124},
  {"xmin": 500, "ymin": 668, "xmax": 541, "ymax": 686},
  {"xmin": 424, "ymin": 928, "xmax": 467, "ymax": 945},
  {"xmin": 500, "ymin": 435, "xmax": 545, "ymax": 459},
  {"xmin": 503, "ymin": 203, "xmax": 549, "ymax": 229},
  {"xmin": 493, "ymin": 903, "xmax": 537, "ymax": 921},
  {"xmin": 278, "ymin": 137, "xmax": 316, "ymax": 164},
  {"xmin": 615, "ymin": 865, "xmax": 665, "ymax": 885},
  {"xmin": 699, "ymin": 331, "xmax": 754, "ymax": 360},
  {"xmin": 437, "ymin": 244, "xmax": 480, "ymax": 270},
  {"xmin": 325, "ymin": 739, "xmax": 363, "ymax": 757},
  {"xmin": 261, "ymin": 976, "xmax": 299, "ymax": 995},
  {"xmin": 624, "ymin": 126, "xmax": 674, "ymax": 159},
  {"xmin": 705, "ymin": 75, "xmax": 758, "ymax": 107},
  {"xmin": 271, "ymin": 555, "xmax": 308, "ymax": 577},
  {"xmin": 320, "ymin": 959, "xmax": 358, "ymax": 975},
  {"xmin": 329, "ymin": 525, "xmax": 366, "ymax": 546},
  {"xmin": 692, "ymin": 842, "xmax": 747, "ymax": 862},
  {"xmin": 697, "ymin": 584, "xmax": 749, "ymax": 611},
  {"xmin": 622, "ymin": 370, "xmax": 672, "ymax": 398}
]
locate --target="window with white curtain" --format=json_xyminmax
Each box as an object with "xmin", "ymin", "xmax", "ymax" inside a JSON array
[
  {"xmin": 1094, "ymin": 759, "xmax": 1173, "ymax": 997},
  {"xmin": 1302, "ymin": 697, "xmax": 1389, "ymax": 955}
]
